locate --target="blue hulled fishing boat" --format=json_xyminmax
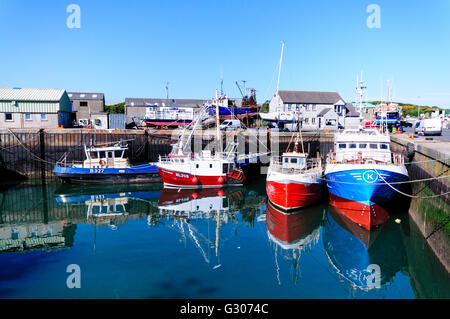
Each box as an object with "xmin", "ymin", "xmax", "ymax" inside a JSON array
[
  {"xmin": 325, "ymin": 129, "xmax": 408, "ymax": 229},
  {"xmin": 53, "ymin": 143, "xmax": 160, "ymax": 184}
]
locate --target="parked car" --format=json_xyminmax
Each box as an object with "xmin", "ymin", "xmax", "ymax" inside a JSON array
[
  {"xmin": 414, "ymin": 118, "xmax": 443, "ymax": 136},
  {"xmin": 219, "ymin": 119, "xmax": 242, "ymax": 130}
]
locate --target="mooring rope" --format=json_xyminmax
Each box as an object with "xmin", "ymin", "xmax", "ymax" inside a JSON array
[{"xmin": 372, "ymin": 167, "xmax": 450, "ymax": 199}]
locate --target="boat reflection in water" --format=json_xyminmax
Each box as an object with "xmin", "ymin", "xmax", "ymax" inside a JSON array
[
  {"xmin": 266, "ymin": 201, "xmax": 325, "ymax": 285},
  {"xmin": 157, "ymin": 187, "xmax": 247, "ymax": 266},
  {"xmin": 323, "ymin": 205, "xmax": 407, "ymax": 292}
]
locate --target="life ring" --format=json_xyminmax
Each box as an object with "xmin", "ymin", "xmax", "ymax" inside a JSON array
[{"xmin": 99, "ymin": 159, "xmax": 107, "ymax": 167}]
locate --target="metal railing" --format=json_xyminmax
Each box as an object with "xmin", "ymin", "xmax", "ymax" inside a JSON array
[{"xmin": 269, "ymin": 157, "xmax": 322, "ymax": 174}]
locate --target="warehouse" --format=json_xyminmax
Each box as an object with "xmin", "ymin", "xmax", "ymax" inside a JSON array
[
  {"xmin": 0, "ymin": 88, "xmax": 73, "ymax": 129},
  {"xmin": 68, "ymin": 92, "xmax": 105, "ymax": 123}
]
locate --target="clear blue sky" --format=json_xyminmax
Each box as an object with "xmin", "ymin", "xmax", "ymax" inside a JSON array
[{"xmin": 0, "ymin": 0, "xmax": 449, "ymax": 107}]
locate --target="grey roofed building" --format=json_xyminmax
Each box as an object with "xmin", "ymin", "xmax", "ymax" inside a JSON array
[
  {"xmin": 68, "ymin": 92, "xmax": 105, "ymax": 101},
  {"xmin": 345, "ymin": 103, "xmax": 360, "ymax": 117},
  {"xmin": 277, "ymin": 90, "xmax": 343, "ymax": 104},
  {"xmin": 68, "ymin": 92, "xmax": 105, "ymax": 122}
]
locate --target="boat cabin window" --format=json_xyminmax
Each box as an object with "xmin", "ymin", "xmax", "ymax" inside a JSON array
[
  {"xmin": 338, "ymin": 144, "xmax": 346, "ymax": 149},
  {"xmin": 290, "ymin": 158, "xmax": 297, "ymax": 163},
  {"xmin": 114, "ymin": 150, "xmax": 124, "ymax": 158},
  {"xmin": 90, "ymin": 152, "xmax": 98, "ymax": 159},
  {"xmin": 380, "ymin": 143, "xmax": 389, "ymax": 150},
  {"xmin": 370, "ymin": 144, "xmax": 378, "ymax": 149},
  {"xmin": 359, "ymin": 144, "xmax": 367, "ymax": 149},
  {"xmin": 349, "ymin": 144, "xmax": 357, "ymax": 149},
  {"xmin": 282, "ymin": 156, "xmax": 306, "ymax": 169},
  {"xmin": 222, "ymin": 163, "xmax": 228, "ymax": 173},
  {"xmin": 108, "ymin": 151, "xmax": 113, "ymax": 158},
  {"xmin": 284, "ymin": 158, "xmax": 289, "ymax": 163},
  {"xmin": 99, "ymin": 151, "xmax": 106, "ymax": 158}
]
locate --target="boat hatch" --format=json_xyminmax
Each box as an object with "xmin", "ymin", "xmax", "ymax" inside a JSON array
[{"xmin": 281, "ymin": 153, "xmax": 307, "ymax": 170}]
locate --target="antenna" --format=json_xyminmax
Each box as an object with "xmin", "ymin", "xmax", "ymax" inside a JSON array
[
  {"xmin": 356, "ymin": 71, "xmax": 367, "ymax": 118},
  {"xmin": 220, "ymin": 78, "xmax": 224, "ymax": 97},
  {"xmin": 165, "ymin": 82, "xmax": 169, "ymax": 102}
]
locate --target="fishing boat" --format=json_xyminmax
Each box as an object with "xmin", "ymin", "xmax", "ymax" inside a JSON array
[
  {"xmin": 266, "ymin": 132, "xmax": 323, "ymax": 211},
  {"xmin": 324, "ymin": 128, "xmax": 408, "ymax": 229},
  {"xmin": 156, "ymin": 93, "xmax": 245, "ymax": 188},
  {"xmin": 53, "ymin": 142, "xmax": 160, "ymax": 184}
]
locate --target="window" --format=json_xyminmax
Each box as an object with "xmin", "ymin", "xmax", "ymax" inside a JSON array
[
  {"xmin": 80, "ymin": 101, "xmax": 88, "ymax": 107},
  {"xmin": 25, "ymin": 113, "xmax": 31, "ymax": 120},
  {"xmin": 304, "ymin": 118, "xmax": 309, "ymax": 124},
  {"xmin": 287, "ymin": 104, "xmax": 292, "ymax": 111},
  {"xmin": 99, "ymin": 151, "xmax": 106, "ymax": 158},
  {"xmin": 290, "ymin": 158, "xmax": 297, "ymax": 163},
  {"xmin": 196, "ymin": 164, "xmax": 199, "ymax": 168},
  {"xmin": 349, "ymin": 144, "xmax": 357, "ymax": 149},
  {"xmin": 338, "ymin": 144, "xmax": 346, "ymax": 149},
  {"xmin": 90, "ymin": 152, "xmax": 98, "ymax": 159},
  {"xmin": 41, "ymin": 113, "xmax": 47, "ymax": 120},
  {"xmin": 222, "ymin": 163, "xmax": 228, "ymax": 173},
  {"xmin": 210, "ymin": 164, "xmax": 213, "ymax": 168},
  {"xmin": 370, "ymin": 144, "xmax": 378, "ymax": 149},
  {"xmin": 284, "ymin": 158, "xmax": 289, "ymax": 163},
  {"xmin": 114, "ymin": 150, "xmax": 123, "ymax": 158},
  {"xmin": 5, "ymin": 113, "xmax": 13, "ymax": 121},
  {"xmin": 359, "ymin": 144, "xmax": 367, "ymax": 148},
  {"xmin": 312, "ymin": 104, "xmax": 316, "ymax": 111},
  {"xmin": 108, "ymin": 151, "xmax": 113, "ymax": 158},
  {"xmin": 312, "ymin": 118, "xmax": 316, "ymax": 124},
  {"xmin": 380, "ymin": 144, "xmax": 388, "ymax": 150}
]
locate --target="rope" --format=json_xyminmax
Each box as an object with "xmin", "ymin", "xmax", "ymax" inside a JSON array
[{"xmin": 372, "ymin": 167, "xmax": 450, "ymax": 199}]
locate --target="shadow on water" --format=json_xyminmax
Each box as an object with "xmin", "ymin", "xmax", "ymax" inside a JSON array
[{"xmin": 0, "ymin": 177, "xmax": 448, "ymax": 298}]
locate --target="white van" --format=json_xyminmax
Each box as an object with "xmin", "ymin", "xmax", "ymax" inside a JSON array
[
  {"xmin": 219, "ymin": 119, "xmax": 241, "ymax": 130},
  {"xmin": 414, "ymin": 118, "xmax": 443, "ymax": 136}
]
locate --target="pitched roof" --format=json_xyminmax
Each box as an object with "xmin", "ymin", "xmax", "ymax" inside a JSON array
[
  {"xmin": 278, "ymin": 90, "xmax": 343, "ymax": 104},
  {"xmin": 0, "ymin": 88, "xmax": 66, "ymax": 101},
  {"xmin": 125, "ymin": 98, "xmax": 209, "ymax": 108},
  {"xmin": 345, "ymin": 103, "xmax": 360, "ymax": 116},
  {"xmin": 68, "ymin": 92, "xmax": 104, "ymax": 100},
  {"xmin": 318, "ymin": 108, "xmax": 332, "ymax": 116}
]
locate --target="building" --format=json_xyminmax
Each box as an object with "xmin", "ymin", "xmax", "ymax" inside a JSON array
[
  {"xmin": 352, "ymin": 102, "xmax": 376, "ymax": 122},
  {"xmin": 125, "ymin": 98, "xmax": 209, "ymax": 123},
  {"xmin": 268, "ymin": 90, "xmax": 350, "ymax": 130},
  {"xmin": 68, "ymin": 92, "xmax": 105, "ymax": 123},
  {"xmin": 0, "ymin": 88, "xmax": 73, "ymax": 129}
]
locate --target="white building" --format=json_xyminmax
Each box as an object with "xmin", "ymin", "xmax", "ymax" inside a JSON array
[{"xmin": 268, "ymin": 90, "xmax": 352, "ymax": 130}]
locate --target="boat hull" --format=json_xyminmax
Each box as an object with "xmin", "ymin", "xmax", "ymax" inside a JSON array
[
  {"xmin": 266, "ymin": 171, "xmax": 322, "ymax": 211},
  {"xmin": 53, "ymin": 164, "xmax": 161, "ymax": 184},
  {"xmin": 325, "ymin": 164, "xmax": 408, "ymax": 229},
  {"xmin": 157, "ymin": 167, "xmax": 240, "ymax": 188}
]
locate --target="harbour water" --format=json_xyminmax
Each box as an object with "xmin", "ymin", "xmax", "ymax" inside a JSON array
[{"xmin": 0, "ymin": 178, "xmax": 449, "ymax": 299}]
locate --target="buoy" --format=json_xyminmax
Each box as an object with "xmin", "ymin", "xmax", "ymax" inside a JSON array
[
  {"xmin": 192, "ymin": 176, "xmax": 198, "ymax": 183},
  {"xmin": 217, "ymin": 190, "xmax": 225, "ymax": 196},
  {"xmin": 192, "ymin": 192, "xmax": 198, "ymax": 199},
  {"xmin": 218, "ymin": 177, "xmax": 224, "ymax": 183}
]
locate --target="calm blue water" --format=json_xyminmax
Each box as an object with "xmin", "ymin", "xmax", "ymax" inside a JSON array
[{"xmin": 0, "ymin": 179, "xmax": 449, "ymax": 299}]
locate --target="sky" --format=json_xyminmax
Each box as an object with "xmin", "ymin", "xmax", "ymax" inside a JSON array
[{"xmin": 0, "ymin": 0, "xmax": 449, "ymax": 107}]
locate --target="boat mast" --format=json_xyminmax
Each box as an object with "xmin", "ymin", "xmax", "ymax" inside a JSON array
[
  {"xmin": 215, "ymin": 90, "xmax": 222, "ymax": 153},
  {"xmin": 276, "ymin": 41, "xmax": 285, "ymax": 94}
]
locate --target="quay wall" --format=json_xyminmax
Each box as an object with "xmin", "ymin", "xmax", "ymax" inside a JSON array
[
  {"xmin": 391, "ymin": 136, "xmax": 450, "ymax": 273},
  {"xmin": 0, "ymin": 128, "xmax": 335, "ymax": 181}
]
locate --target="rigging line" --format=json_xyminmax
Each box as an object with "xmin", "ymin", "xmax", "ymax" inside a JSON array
[{"xmin": 373, "ymin": 167, "xmax": 450, "ymax": 199}]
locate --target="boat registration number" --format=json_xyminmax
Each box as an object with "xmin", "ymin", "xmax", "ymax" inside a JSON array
[{"xmin": 90, "ymin": 168, "xmax": 105, "ymax": 173}]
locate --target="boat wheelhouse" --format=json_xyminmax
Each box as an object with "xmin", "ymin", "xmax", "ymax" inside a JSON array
[
  {"xmin": 325, "ymin": 129, "xmax": 408, "ymax": 229},
  {"xmin": 53, "ymin": 143, "xmax": 159, "ymax": 184}
]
